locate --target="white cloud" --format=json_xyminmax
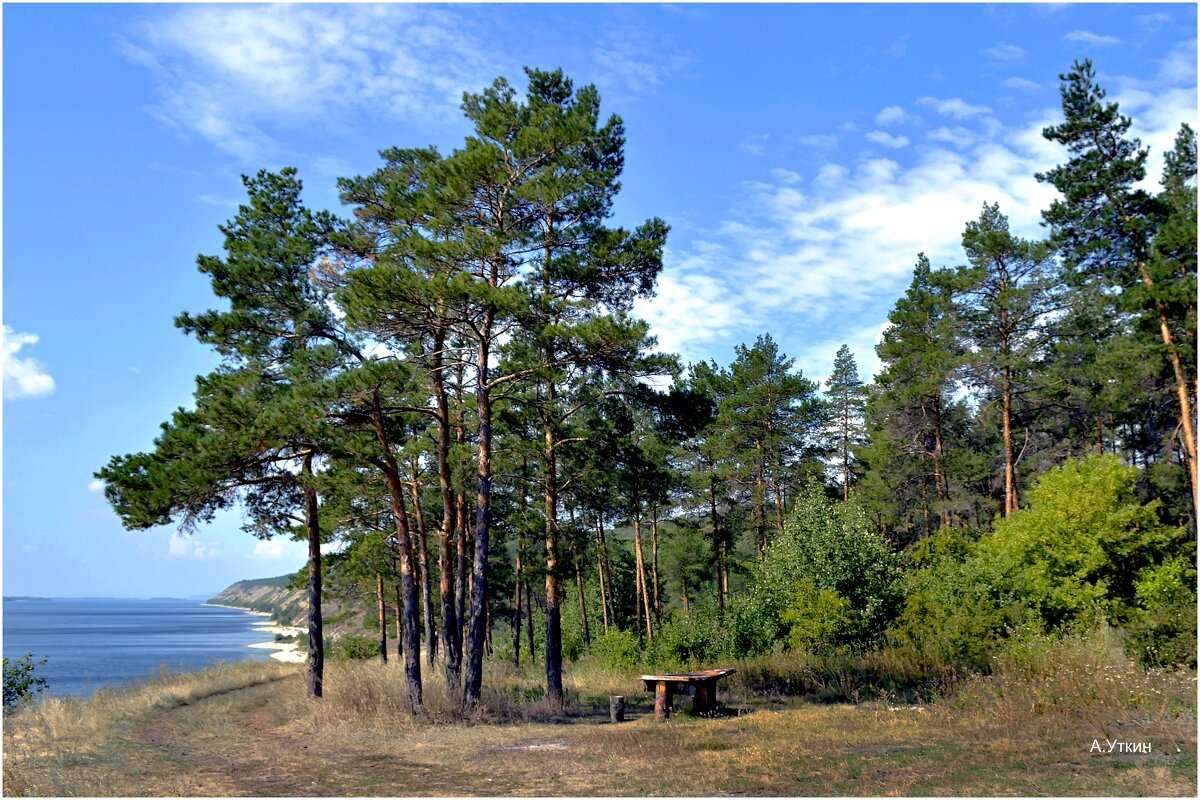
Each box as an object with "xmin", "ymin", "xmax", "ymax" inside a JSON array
[
  {"xmin": 252, "ymin": 540, "xmax": 290, "ymax": 560},
  {"xmin": 1063, "ymin": 30, "xmax": 1122, "ymax": 47},
  {"xmin": 633, "ymin": 245, "xmax": 750, "ymax": 365},
  {"xmin": 121, "ymin": 4, "xmax": 510, "ymax": 159},
  {"xmin": 1137, "ymin": 13, "xmax": 1170, "ymax": 34},
  {"xmin": 88, "ymin": 479, "xmax": 104, "ymax": 492},
  {"xmin": 739, "ymin": 133, "xmax": 770, "ymax": 156},
  {"xmin": 983, "ymin": 43, "xmax": 1026, "ymax": 62},
  {"xmin": 770, "ymin": 168, "xmax": 802, "ymax": 185},
  {"xmin": 2, "ymin": 326, "xmax": 55, "ymax": 399},
  {"xmin": 927, "ymin": 127, "xmax": 978, "ymax": 149},
  {"xmin": 1002, "ymin": 77, "xmax": 1042, "ymax": 91},
  {"xmin": 917, "ymin": 97, "xmax": 994, "ymax": 119},
  {"xmin": 884, "ymin": 36, "xmax": 909, "ymax": 58},
  {"xmin": 593, "ymin": 24, "xmax": 691, "ymax": 95},
  {"xmin": 168, "ymin": 533, "xmax": 221, "ymax": 559},
  {"xmin": 797, "ymin": 133, "xmax": 839, "ymax": 149},
  {"xmin": 875, "ymin": 105, "xmax": 918, "ymax": 126},
  {"xmin": 866, "ymin": 131, "xmax": 910, "ymax": 149}
]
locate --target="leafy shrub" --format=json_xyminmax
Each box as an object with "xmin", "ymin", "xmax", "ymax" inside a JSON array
[
  {"xmin": 781, "ymin": 580, "xmax": 858, "ymax": 652},
  {"xmin": 885, "ymin": 528, "xmax": 1025, "ymax": 673},
  {"xmin": 329, "ymin": 635, "xmax": 383, "ymax": 661},
  {"xmin": 749, "ymin": 481, "xmax": 901, "ymax": 653},
  {"xmin": 977, "ymin": 455, "xmax": 1186, "ymax": 629},
  {"xmin": 655, "ymin": 608, "xmax": 725, "ymax": 667},
  {"xmin": 593, "ymin": 628, "xmax": 642, "ymax": 670},
  {"xmin": 3, "ymin": 653, "xmax": 48, "ymax": 707},
  {"xmin": 1124, "ymin": 556, "xmax": 1197, "ymax": 667}
]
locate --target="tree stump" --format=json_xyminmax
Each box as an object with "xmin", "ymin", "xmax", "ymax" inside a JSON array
[{"xmin": 609, "ymin": 695, "xmax": 625, "ymax": 723}]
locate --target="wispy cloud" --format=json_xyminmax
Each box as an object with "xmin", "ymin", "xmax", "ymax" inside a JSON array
[
  {"xmin": 251, "ymin": 540, "xmax": 306, "ymax": 561},
  {"xmin": 593, "ymin": 24, "xmax": 691, "ymax": 96},
  {"xmin": 866, "ymin": 131, "xmax": 910, "ymax": 149},
  {"xmin": 120, "ymin": 4, "xmax": 509, "ymax": 160},
  {"xmin": 88, "ymin": 479, "xmax": 104, "ymax": 492},
  {"xmin": 1137, "ymin": 13, "xmax": 1170, "ymax": 34},
  {"xmin": 875, "ymin": 105, "xmax": 918, "ymax": 126},
  {"xmin": 884, "ymin": 35, "xmax": 910, "ymax": 58},
  {"xmin": 983, "ymin": 43, "xmax": 1026, "ymax": 62},
  {"xmin": 1002, "ymin": 77, "xmax": 1042, "ymax": 91},
  {"xmin": 168, "ymin": 533, "xmax": 221, "ymax": 559},
  {"xmin": 927, "ymin": 127, "xmax": 979, "ymax": 149},
  {"xmin": 1064, "ymin": 30, "xmax": 1122, "ymax": 47},
  {"xmin": 3, "ymin": 326, "xmax": 55, "ymax": 399},
  {"xmin": 798, "ymin": 133, "xmax": 839, "ymax": 150},
  {"xmin": 634, "ymin": 64, "xmax": 1194, "ymax": 380},
  {"xmin": 917, "ymin": 96, "xmax": 994, "ymax": 119},
  {"xmin": 739, "ymin": 133, "xmax": 771, "ymax": 156}
]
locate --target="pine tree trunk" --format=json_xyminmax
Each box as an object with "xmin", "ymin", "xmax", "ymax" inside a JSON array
[
  {"xmin": 380, "ymin": 465, "xmax": 423, "ymax": 714},
  {"xmin": 302, "ymin": 460, "xmax": 323, "ymax": 699},
  {"xmin": 453, "ymin": 359, "xmax": 469, "ymax": 658},
  {"xmin": 513, "ymin": 568, "xmax": 523, "ymax": 668},
  {"xmin": 596, "ymin": 515, "xmax": 610, "ymax": 634},
  {"xmin": 408, "ymin": 464, "xmax": 435, "ymax": 667},
  {"xmin": 394, "ymin": 585, "xmax": 403, "ymax": 662},
  {"xmin": 755, "ymin": 442, "xmax": 768, "ymax": 558},
  {"xmin": 1131, "ymin": 255, "xmax": 1199, "ymax": 508},
  {"xmin": 525, "ymin": 575, "xmax": 536, "ymax": 661},
  {"xmin": 709, "ymin": 467, "xmax": 724, "ymax": 614},
  {"xmin": 650, "ymin": 506, "xmax": 662, "ymax": 625},
  {"xmin": 844, "ymin": 402, "xmax": 854, "ymax": 503},
  {"xmin": 542, "ymin": 391, "xmax": 564, "ymax": 709},
  {"xmin": 463, "ymin": 316, "xmax": 494, "ymax": 712},
  {"xmin": 932, "ymin": 394, "xmax": 950, "ymax": 529},
  {"xmin": 377, "ymin": 573, "xmax": 388, "ymax": 664},
  {"xmin": 633, "ymin": 508, "xmax": 653, "ymax": 646},
  {"xmin": 575, "ymin": 550, "xmax": 590, "ymax": 647},
  {"xmin": 432, "ymin": 324, "xmax": 460, "ymax": 690},
  {"xmin": 371, "ymin": 394, "xmax": 422, "ymax": 714},
  {"xmin": 1001, "ymin": 361, "xmax": 1017, "ymax": 517}
]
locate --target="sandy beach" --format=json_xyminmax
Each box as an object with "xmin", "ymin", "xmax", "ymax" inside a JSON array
[
  {"xmin": 248, "ymin": 620, "xmax": 306, "ymax": 663},
  {"xmin": 208, "ymin": 602, "xmax": 306, "ymax": 663}
]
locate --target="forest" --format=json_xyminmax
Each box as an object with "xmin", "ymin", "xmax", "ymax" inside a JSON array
[{"xmin": 96, "ymin": 59, "xmax": 1197, "ymax": 716}]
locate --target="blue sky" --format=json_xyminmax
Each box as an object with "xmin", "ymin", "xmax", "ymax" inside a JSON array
[{"xmin": 3, "ymin": 2, "xmax": 1196, "ymax": 598}]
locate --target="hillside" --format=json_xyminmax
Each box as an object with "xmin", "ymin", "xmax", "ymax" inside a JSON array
[{"xmin": 207, "ymin": 574, "xmax": 367, "ymax": 637}]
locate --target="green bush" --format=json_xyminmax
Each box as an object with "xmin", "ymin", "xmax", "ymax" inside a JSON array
[
  {"xmin": 3, "ymin": 653, "xmax": 48, "ymax": 708},
  {"xmin": 749, "ymin": 481, "xmax": 901, "ymax": 654},
  {"xmin": 655, "ymin": 608, "xmax": 725, "ymax": 667},
  {"xmin": 330, "ymin": 635, "xmax": 383, "ymax": 661},
  {"xmin": 1124, "ymin": 556, "xmax": 1197, "ymax": 667},
  {"xmin": 593, "ymin": 628, "xmax": 642, "ymax": 670},
  {"xmin": 781, "ymin": 579, "xmax": 858, "ymax": 652},
  {"xmin": 977, "ymin": 455, "xmax": 1186, "ymax": 629}
]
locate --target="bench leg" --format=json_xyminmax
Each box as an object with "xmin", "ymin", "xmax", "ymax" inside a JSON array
[
  {"xmin": 692, "ymin": 682, "xmax": 709, "ymax": 714},
  {"xmin": 654, "ymin": 682, "xmax": 671, "ymax": 720}
]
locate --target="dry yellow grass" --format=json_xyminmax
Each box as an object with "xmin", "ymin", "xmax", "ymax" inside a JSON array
[{"xmin": 3, "ymin": 642, "xmax": 1195, "ymax": 797}]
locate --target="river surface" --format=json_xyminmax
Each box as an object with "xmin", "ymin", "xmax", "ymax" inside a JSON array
[{"xmin": 2, "ymin": 597, "xmax": 273, "ymax": 698}]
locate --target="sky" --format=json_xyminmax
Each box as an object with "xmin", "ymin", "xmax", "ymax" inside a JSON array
[{"xmin": 2, "ymin": 2, "xmax": 1196, "ymax": 598}]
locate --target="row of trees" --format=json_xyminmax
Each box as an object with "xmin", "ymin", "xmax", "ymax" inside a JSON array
[{"xmin": 99, "ymin": 60, "xmax": 1196, "ymax": 713}]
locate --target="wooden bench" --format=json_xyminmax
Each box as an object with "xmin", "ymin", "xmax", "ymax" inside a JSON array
[{"xmin": 641, "ymin": 668, "xmax": 736, "ymax": 720}]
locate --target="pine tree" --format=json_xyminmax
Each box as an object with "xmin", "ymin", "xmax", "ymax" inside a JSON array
[
  {"xmin": 1038, "ymin": 59, "xmax": 1197, "ymax": 508},
  {"xmin": 826, "ymin": 345, "xmax": 868, "ymax": 504},
  {"xmin": 99, "ymin": 169, "xmax": 347, "ymax": 698},
  {"xmin": 956, "ymin": 203, "xmax": 1060, "ymax": 517}
]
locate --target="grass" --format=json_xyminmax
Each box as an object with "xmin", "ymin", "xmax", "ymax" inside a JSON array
[{"xmin": 3, "ymin": 633, "xmax": 1195, "ymax": 796}]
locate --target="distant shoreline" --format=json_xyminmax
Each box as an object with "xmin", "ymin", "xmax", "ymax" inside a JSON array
[{"xmin": 206, "ymin": 602, "xmax": 306, "ymax": 663}]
